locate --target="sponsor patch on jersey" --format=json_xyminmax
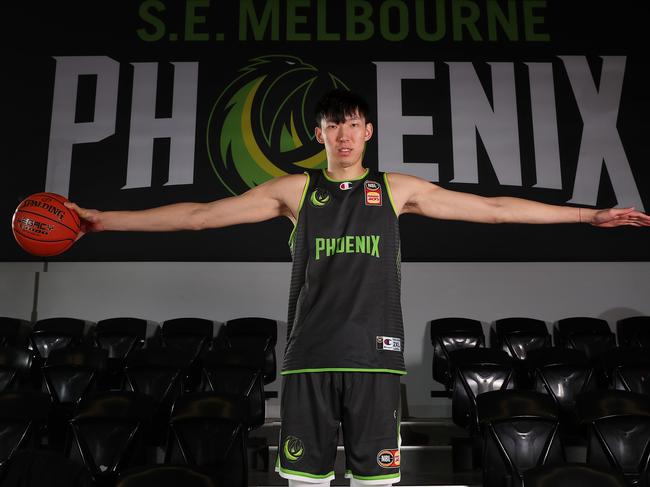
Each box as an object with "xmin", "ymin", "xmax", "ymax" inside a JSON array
[
  {"xmin": 309, "ymin": 188, "xmax": 331, "ymax": 208},
  {"xmin": 364, "ymin": 180, "xmax": 382, "ymax": 206},
  {"xmin": 376, "ymin": 336, "xmax": 401, "ymax": 352},
  {"xmin": 377, "ymin": 449, "xmax": 400, "ymax": 468},
  {"xmin": 339, "ymin": 181, "xmax": 353, "ymax": 190}
]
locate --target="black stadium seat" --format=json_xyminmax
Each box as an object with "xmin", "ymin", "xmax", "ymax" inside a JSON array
[
  {"xmin": 0, "ymin": 347, "xmax": 37, "ymax": 392},
  {"xmin": 449, "ymin": 348, "xmax": 516, "ymax": 432},
  {"xmin": 30, "ymin": 317, "xmax": 92, "ymax": 360},
  {"xmin": 616, "ymin": 316, "xmax": 650, "ymax": 349},
  {"xmin": 599, "ymin": 347, "xmax": 650, "ymax": 396},
  {"xmin": 527, "ymin": 348, "xmax": 595, "ymax": 435},
  {"xmin": 65, "ymin": 391, "xmax": 153, "ymax": 486},
  {"xmin": 577, "ymin": 389, "xmax": 650, "ymax": 486},
  {"xmin": 553, "ymin": 317, "xmax": 616, "ymax": 361},
  {"xmin": 117, "ymin": 465, "xmax": 222, "ymax": 487},
  {"xmin": 477, "ymin": 390, "xmax": 564, "ymax": 487},
  {"xmin": 0, "ymin": 317, "xmax": 32, "ymax": 348},
  {"xmin": 490, "ymin": 317, "xmax": 551, "ymax": 360},
  {"xmin": 166, "ymin": 392, "xmax": 248, "ymax": 487},
  {"xmin": 523, "ymin": 464, "xmax": 627, "ymax": 487},
  {"xmin": 0, "ymin": 391, "xmax": 51, "ymax": 468},
  {"xmin": 224, "ymin": 317, "xmax": 277, "ymax": 385},
  {"xmin": 430, "ymin": 317, "xmax": 485, "ymax": 391}
]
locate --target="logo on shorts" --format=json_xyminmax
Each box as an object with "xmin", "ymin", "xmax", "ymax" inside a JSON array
[
  {"xmin": 364, "ymin": 180, "xmax": 382, "ymax": 206},
  {"xmin": 377, "ymin": 449, "xmax": 400, "ymax": 468},
  {"xmin": 310, "ymin": 188, "xmax": 331, "ymax": 208},
  {"xmin": 376, "ymin": 336, "xmax": 402, "ymax": 352},
  {"xmin": 283, "ymin": 436, "xmax": 304, "ymax": 462}
]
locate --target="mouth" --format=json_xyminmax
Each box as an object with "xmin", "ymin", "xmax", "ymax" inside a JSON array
[{"xmin": 338, "ymin": 148, "xmax": 352, "ymax": 156}]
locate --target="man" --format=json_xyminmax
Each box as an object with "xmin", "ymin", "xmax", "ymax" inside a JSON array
[{"xmin": 67, "ymin": 89, "xmax": 650, "ymax": 487}]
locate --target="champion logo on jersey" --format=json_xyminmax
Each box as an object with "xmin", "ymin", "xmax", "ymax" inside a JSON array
[
  {"xmin": 364, "ymin": 180, "xmax": 382, "ymax": 206},
  {"xmin": 339, "ymin": 181, "xmax": 353, "ymax": 190},
  {"xmin": 376, "ymin": 336, "xmax": 401, "ymax": 352}
]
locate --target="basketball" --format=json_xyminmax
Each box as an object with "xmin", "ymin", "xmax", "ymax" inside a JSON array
[{"xmin": 12, "ymin": 192, "xmax": 81, "ymax": 257}]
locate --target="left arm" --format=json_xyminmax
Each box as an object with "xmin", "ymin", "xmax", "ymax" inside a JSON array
[{"xmin": 387, "ymin": 173, "xmax": 650, "ymax": 227}]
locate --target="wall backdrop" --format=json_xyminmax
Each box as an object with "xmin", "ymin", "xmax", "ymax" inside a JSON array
[{"xmin": 3, "ymin": 1, "xmax": 649, "ymax": 262}]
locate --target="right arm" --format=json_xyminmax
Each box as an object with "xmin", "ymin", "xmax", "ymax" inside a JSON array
[{"xmin": 66, "ymin": 173, "xmax": 308, "ymax": 234}]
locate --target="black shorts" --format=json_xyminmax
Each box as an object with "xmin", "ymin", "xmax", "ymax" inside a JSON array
[{"xmin": 276, "ymin": 372, "xmax": 401, "ymax": 485}]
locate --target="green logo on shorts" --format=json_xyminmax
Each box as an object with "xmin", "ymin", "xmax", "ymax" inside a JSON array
[{"xmin": 283, "ymin": 436, "xmax": 304, "ymax": 461}]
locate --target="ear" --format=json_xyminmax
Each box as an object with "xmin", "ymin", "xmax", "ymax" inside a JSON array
[
  {"xmin": 364, "ymin": 122, "xmax": 373, "ymax": 141},
  {"xmin": 314, "ymin": 126, "xmax": 324, "ymax": 144}
]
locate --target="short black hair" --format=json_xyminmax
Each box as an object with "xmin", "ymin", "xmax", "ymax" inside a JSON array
[{"xmin": 314, "ymin": 89, "xmax": 371, "ymax": 126}]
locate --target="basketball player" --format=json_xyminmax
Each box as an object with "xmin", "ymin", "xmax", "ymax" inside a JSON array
[{"xmin": 67, "ymin": 90, "xmax": 650, "ymax": 487}]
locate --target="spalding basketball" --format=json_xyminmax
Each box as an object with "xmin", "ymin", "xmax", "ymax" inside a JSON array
[{"xmin": 12, "ymin": 192, "xmax": 81, "ymax": 257}]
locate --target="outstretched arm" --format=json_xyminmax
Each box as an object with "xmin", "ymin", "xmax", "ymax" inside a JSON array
[
  {"xmin": 387, "ymin": 173, "xmax": 650, "ymax": 227},
  {"xmin": 66, "ymin": 173, "xmax": 307, "ymax": 235}
]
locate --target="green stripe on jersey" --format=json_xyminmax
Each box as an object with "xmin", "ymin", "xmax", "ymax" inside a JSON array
[{"xmin": 281, "ymin": 368, "xmax": 407, "ymax": 375}]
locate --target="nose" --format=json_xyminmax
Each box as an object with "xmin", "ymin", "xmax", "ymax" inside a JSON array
[{"xmin": 337, "ymin": 126, "xmax": 350, "ymax": 141}]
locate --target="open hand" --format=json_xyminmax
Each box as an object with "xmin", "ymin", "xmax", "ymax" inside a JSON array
[{"xmin": 590, "ymin": 207, "xmax": 650, "ymax": 228}]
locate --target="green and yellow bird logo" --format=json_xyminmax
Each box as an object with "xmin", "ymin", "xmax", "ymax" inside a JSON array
[
  {"xmin": 283, "ymin": 436, "xmax": 304, "ymax": 462},
  {"xmin": 207, "ymin": 55, "xmax": 349, "ymax": 195},
  {"xmin": 310, "ymin": 188, "xmax": 331, "ymax": 208}
]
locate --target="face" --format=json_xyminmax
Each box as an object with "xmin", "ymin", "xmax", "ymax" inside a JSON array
[{"xmin": 314, "ymin": 112, "xmax": 373, "ymax": 169}]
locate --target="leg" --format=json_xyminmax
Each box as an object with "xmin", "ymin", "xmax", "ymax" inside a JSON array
[
  {"xmin": 342, "ymin": 373, "xmax": 401, "ymax": 486},
  {"xmin": 276, "ymin": 373, "xmax": 340, "ymax": 484},
  {"xmin": 289, "ymin": 481, "xmax": 331, "ymax": 487}
]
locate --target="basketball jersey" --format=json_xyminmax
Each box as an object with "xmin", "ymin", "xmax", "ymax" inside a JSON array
[{"xmin": 282, "ymin": 168, "xmax": 405, "ymax": 375}]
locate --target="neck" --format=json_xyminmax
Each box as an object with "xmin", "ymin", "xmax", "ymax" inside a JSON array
[{"xmin": 324, "ymin": 164, "xmax": 366, "ymax": 181}]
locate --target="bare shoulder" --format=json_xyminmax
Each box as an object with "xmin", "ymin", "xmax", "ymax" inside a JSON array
[
  {"xmin": 254, "ymin": 172, "xmax": 308, "ymax": 222},
  {"xmin": 386, "ymin": 172, "xmax": 440, "ymax": 215}
]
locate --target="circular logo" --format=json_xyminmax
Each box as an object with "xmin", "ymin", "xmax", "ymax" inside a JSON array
[
  {"xmin": 309, "ymin": 188, "xmax": 331, "ymax": 208},
  {"xmin": 283, "ymin": 436, "xmax": 304, "ymax": 462},
  {"xmin": 207, "ymin": 55, "xmax": 349, "ymax": 195}
]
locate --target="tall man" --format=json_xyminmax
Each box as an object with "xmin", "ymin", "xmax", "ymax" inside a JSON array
[{"xmin": 67, "ymin": 89, "xmax": 650, "ymax": 487}]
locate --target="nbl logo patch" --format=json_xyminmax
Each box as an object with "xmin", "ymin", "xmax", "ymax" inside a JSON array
[
  {"xmin": 364, "ymin": 180, "xmax": 382, "ymax": 206},
  {"xmin": 377, "ymin": 449, "xmax": 400, "ymax": 468}
]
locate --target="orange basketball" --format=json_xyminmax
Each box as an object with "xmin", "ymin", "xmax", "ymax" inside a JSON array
[{"xmin": 12, "ymin": 192, "xmax": 81, "ymax": 257}]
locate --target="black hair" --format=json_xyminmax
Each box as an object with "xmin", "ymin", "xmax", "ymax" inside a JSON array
[{"xmin": 314, "ymin": 89, "xmax": 371, "ymax": 126}]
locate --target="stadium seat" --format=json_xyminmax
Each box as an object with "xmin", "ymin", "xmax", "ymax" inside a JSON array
[
  {"xmin": 449, "ymin": 348, "xmax": 516, "ymax": 432},
  {"xmin": 0, "ymin": 391, "xmax": 50, "ymax": 468},
  {"xmin": 553, "ymin": 317, "xmax": 616, "ymax": 361},
  {"xmin": 166, "ymin": 392, "xmax": 248, "ymax": 487},
  {"xmin": 577, "ymin": 389, "xmax": 650, "ymax": 486},
  {"xmin": 64, "ymin": 391, "xmax": 153, "ymax": 486},
  {"xmin": 162, "ymin": 318, "xmax": 220, "ymax": 391},
  {"xmin": 123, "ymin": 346, "xmax": 193, "ymax": 446},
  {"xmin": 477, "ymin": 389, "xmax": 564, "ymax": 487},
  {"xmin": 223, "ymin": 317, "xmax": 278, "ymax": 385},
  {"xmin": 201, "ymin": 347, "xmax": 268, "ymax": 470},
  {"xmin": 490, "ymin": 317, "xmax": 551, "ymax": 360},
  {"xmin": 0, "ymin": 317, "xmax": 32, "ymax": 348},
  {"xmin": 527, "ymin": 348, "xmax": 595, "ymax": 436},
  {"xmin": 30, "ymin": 317, "xmax": 92, "ymax": 360},
  {"xmin": 42, "ymin": 346, "xmax": 109, "ymax": 446},
  {"xmin": 599, "ymin": 347, "xmax": 650, "ymax": 396},
  {"xmin": 523, "ymin": 463, "xmax": 627, "ymax": 487},
  {"xmin": 0, "ymin": 347, "xmax": 37, "ymax": 391},
  {"xmin": 116, "ymin": 465, "xmax": 222, "ymax": 487},
  {"xmin": 429, "ymin": 317, "xmax": 485, "ymax": 391},
  {"xmin": 616, "ymin": 316, "xmax": 650, "ymax": 349}
]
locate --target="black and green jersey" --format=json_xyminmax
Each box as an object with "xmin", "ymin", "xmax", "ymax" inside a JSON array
[{"xmin": 283, "ymin": 168, "xmax": 405, "ymax": 375}]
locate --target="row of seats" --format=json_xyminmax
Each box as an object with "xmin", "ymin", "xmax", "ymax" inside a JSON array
[
  {"xmin": 0, "ymin": 389, "xmax": 250, "ymax": 486},
  {"xmin": 430, "ymin": 316, "xmax": 650, "ymax": 390},
  {"xmin": 476, "ymin": 389, "xmax": 650, "ymax": 487}
]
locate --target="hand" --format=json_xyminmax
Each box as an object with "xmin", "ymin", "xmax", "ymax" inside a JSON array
[
  {"xmin": 590, "ymin": 207, "xmax": 650, "ymax": 228},
  {"xmin": 64, "ymin": 202, "xmax": 105, "ymax": 237}
]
